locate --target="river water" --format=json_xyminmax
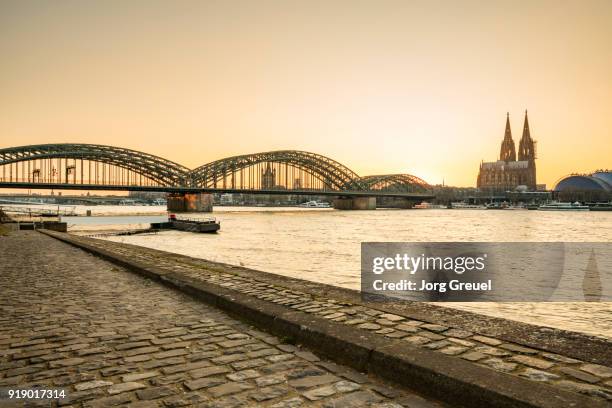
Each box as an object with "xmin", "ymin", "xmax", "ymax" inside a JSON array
[{"xmin": 65, "ymin": 206, "xmax": 612, "ymax": 338}]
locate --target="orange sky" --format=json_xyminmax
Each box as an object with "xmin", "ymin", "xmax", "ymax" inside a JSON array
[{"xmin": 1, "ymin": 0, "xmax": 611, "ymax": 188}]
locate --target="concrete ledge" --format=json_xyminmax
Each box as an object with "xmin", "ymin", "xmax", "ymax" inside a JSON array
[{"xmin": 39, "ymin": 230, "xmax": 607, "ymax": 408}]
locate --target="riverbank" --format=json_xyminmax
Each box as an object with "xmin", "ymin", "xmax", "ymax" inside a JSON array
[
  {"xmin": 0, "ymin": 230, "xmax": 442, "ymax": 407},
  {"xmin": 38, "ymin": 229, "xmax": 612, "ymax": 406}
]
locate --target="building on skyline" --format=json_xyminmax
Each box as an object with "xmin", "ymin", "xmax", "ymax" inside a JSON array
[
  {"xmin": 477, "ymin": 111, "xmax": 537, "ymax": 192},
  {"xmin": 261, "ymin": 163, "xmax": 276, "ymax": 189},
  {"xmin": 554, "ymin": 170, "xmax": 612, "ymax": 202}
]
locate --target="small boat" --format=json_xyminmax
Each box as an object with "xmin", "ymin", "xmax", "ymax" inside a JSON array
[
  {"xmin": 588, "ymin": 202, "xmax": 612, "ymax": 211},
  {"xmin": 171, "ymin": 218, "xmax": 220, "ymax": 233},
  {"xmin": 298, "ymin": 200, "xmax": 331, "ymax": 208},
  {"xmin": 152, "ymin": 214, "xmax": 220, "ymax": 233},
  {"xmin": 486, "ymin": 202, "xmax": 507, "ymax": 210},
  {"xmin": 450, "ymin": 202, "xmax": 486, "ymax": 209},
  {"xmin": 413, "ymin": 202, "xmax": 446, "ymax": 209},
  {"xmin": 538, "ymin": 202, "xmax": 590, "ymax": 211}
]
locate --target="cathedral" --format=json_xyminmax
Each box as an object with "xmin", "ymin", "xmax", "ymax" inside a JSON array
[{"xmin": 477, "ymin": 111, "xmax": 537, "ymax": 191}]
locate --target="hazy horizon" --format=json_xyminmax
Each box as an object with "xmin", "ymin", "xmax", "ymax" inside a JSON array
[{"xmin": 2, "ymin": 0, "xmax": 611, "ymax": 188}]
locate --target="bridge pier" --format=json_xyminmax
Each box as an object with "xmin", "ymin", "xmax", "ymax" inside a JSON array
[
  {"xmin": 333, "ymin": 196, "xmax": 377, "ymax": 210},
  {"xmin": 167, "ymin": 192, "xmax": 213, "ymax": 212},
  {"xmin": 376, "ymin": 197, "xmax": 419, "ymax": 209}
]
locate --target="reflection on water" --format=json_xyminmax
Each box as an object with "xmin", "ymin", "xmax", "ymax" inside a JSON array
[{"xmin": 68, "ymin": 206, "xmax": 612, "ymax": 338}]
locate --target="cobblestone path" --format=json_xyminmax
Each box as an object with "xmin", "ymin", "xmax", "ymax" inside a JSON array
[
  {"xmin": 0, "ymin": 231, "xmax": 442, "ymax": 407},
  {"xmin": 59, "ymin": 232, "xmax": 612, "ymax": 402}
]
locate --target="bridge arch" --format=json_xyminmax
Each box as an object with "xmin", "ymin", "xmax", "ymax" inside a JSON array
[
  {"xmin": 358, "ymin": 174, "xmax": 431, "ymax": 193},
  {"xmin": 0, "ymin": 144, "xmax": 191, "ymax": 186},
  {"xmin": 190, "ymin": 150, "xmax": 365, "ymax": 190}
]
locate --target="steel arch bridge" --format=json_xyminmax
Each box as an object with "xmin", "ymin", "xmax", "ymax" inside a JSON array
[
  {"xmin": 358, "ymin": 174, "xmax": 431, "ymax": 193},
  {"xmin": 190, "ymin": 150, "xmax": 365, "ymax": 191},
  {"xmin": 0, "ymin": 144, "xmax": 190, "ymax": 187},
  {"xmin": 0, "ymin": 143, "xmax": 433, "ymax": 198}
]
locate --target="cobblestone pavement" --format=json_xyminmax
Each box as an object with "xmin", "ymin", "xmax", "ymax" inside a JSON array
[
  {"xmin": 60, "ymin": 233, "xmax": 612, "ymax": 402},
  {"xmin": 0, "ymin": 231, "xmax": 444, "ymax": 408}
]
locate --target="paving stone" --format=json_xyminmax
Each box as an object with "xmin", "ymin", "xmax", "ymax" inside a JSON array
[
  {"xmin": 227, "ymin": 369, "xmax": 260, "ymax": 381},
  {"xmin": 443, "ymin": 329, "xmax": 473, "ymax": 338},
  {"xmin": 472, "ymin": 335, "xmax": 502, "ymax": 346},
  {"xmin": 385, "ymin": 331, "xmax": 408, "ymax": 339},
  {"xmin": 555, "ymin": 381, "xmax": 612, "ymax": 400},
  {"xmin": 440, "ymin": 346, "xmax": 468, "ymax": 356},
  {"xmin": 126, "ymin": 346, "xmax": 160, "ymax": 356},
  {"xmin": 256, "ymin": 374, "xmax": 287, "ymax": 387},
  {"xmin": 333, "ymin": 380, "xmax": 361, "ymax": 393},
  {"xmin": 83, "ymin": 393, "xmax": 132, "ymax": 407},
  {"xmin": 420, "ymin": 324, "xmax": 448, "ymax": 332},
  {"xmin": 460, "ymin": 352, "xmax": 486, "ymax": 362},
  {"xmin": 340, "ymin": 370, "xmax": 369, "ymax": 384},
  {"xmin": 519, "ymin": 368, "xmax": 560, "ymax": 382},
  {"xmin": 143, "ymin": 357, "xmax": 185, "ymax": 369},
  {"xmin": 208, "ymin": 382, "xmax": 254, "ymax": 397},
  {"xmin": 162, "ymin": 360, "xmax": 211, "ymax": 374},
  {"xmin": 509, "ymin": 355, "xmax": 554, "ymax": 370},
  {"xmin": 448, "ymin": 338, "xmax": 475, "ymax": 347},
  {"xmin": 270, "ymin": 397, "xmax": 304, "ymax": 408},
  {"xmin": 125, "ymin": 354, "xmax": 152, "ymax": 363},
  {"xmin": 378, "ymin": 313, "xmax": 405, "ymax": 322},
  {"xmin": 184, "ymin": 376, "xmax": 226, "ymax": 390},
  {"xmin": 376, "ymin": 319, "xmax": 397, "ymax": 327},
  {"xmin": 289, "ymin": 374, "xmax": 341, "ymax": 390},
  {"xmin": 302, "ymin": 385, "xmax": 337, "ymax": 401},
  {"xmin": 154, "ymin": 349, "xmax": 189, "ymax": 359},
  {"xmin": 74, "ymin": 380, "xmax": 114, "ymax": 391},
  {"xmin": 108, "ymin": 381, "xmax": 147, "ymax": 394},
  {"xmin": 395, "ymin": 324, "xmax": 420, "ymax": 333},
  {"xmin": 482, "ymin": 358, "xmax": 518, "ymax": 373},
  {"xmin": 540, "ymin": 353, "xmax": 581, "ymax": 364},
  {"xmin": 151, "ymin": 373, "xmax": 187, "ymax": 386},
  {"xmin": 358, "ymin": 323, "xmax": 381, "ymax": 330},
  {"xmin": 217, "ymin": 339, "xmax": 255, "ymax": 348},
  {"xmin": 294, "ymin": 351, "xmax": 320, "ymax": 362},
  {"xmin": 499, "ymin": 343, "xmax": 538, "ymax": 354},
  {"xmin": 136, "ymin": 386, "xmax": 176, "ymax": 400},
  {"xmin": 101, "ymin": 366, "xmax": 135, "ymax": 377},
  {"xmin": 370, "ymin": 385, "xmax": 402, "ymax": 398},
  {"xmin": 122, "ymin": 371, "xmax": 160, "ymax": 382},
  {"xmin": 558, "ymin": 367, "xmax": 601, "ymax": 383},
  {"xmin": 376, "ymin": 327, "xmax": 395, "ymax": 334},
  {"xmin": 250, "ymin": 385, "xmax": 290, "ymax": 401},
  {"xmin": 190, "ymin": 365, "xmax": 232, "ymax": 379},
  {"xmin": 58, "ymin": 389, "xmax": 106, "ymax": 406},
  {"xmin": 473, "ymin": 346, "xmax": 511, "ymax": 357},
  {"xmin": 321, "ymin": 390, "xmax": 383, "ymax": 407},
  {"xmin": 424, "ymin": 340, "xmax": 451, "ymax": 350},
  {"xmin": 580, "ymin": 364, "xmax": 612, "ymax": 378},
  {"xmin": 404, "ymin": 335, "xmax": 431, "ymax": 346},
  {"xmin": 49, "ymin": 357, "xmax": 85, "ymax": 368},
  {"xmin": 418, "ymin": 331, "xmax": 446, "ymax": 341}
]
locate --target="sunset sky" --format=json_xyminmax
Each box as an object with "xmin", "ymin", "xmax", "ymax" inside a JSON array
[{"xmin": 1, "ymin": 0, "xmax": 611, "ymax": 188}]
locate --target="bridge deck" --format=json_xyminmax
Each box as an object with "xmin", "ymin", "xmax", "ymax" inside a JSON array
[{"xmin": 0, "ymin": 182, "xmax": 435, "ymax": 199}]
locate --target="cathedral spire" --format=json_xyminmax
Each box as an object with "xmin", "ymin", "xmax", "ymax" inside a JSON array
[
  {"xmin": 499, "ymin": 112, "xmax": 516, "ymax": 162},
  {"xmin": 522, "ymin": 110, "xmax": 531, "ymax": 140},
  {"xmin": 518, "ymin": 110, "xmax": 535, "ymax": 161}
]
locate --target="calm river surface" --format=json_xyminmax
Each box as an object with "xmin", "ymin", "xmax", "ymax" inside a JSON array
[{"xmin": 66, "ymin": 206, "xmax": 612, "ymax": 338}]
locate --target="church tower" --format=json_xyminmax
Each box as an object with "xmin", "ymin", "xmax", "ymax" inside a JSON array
[
  {"xmin": 499, "ymin": 113, "xmax": 516, "ymax": 162},
  {"xmin": 518, "ymin": 110, "xmax": 535, "ymax": 161},
  {"xmin": 518, "ymin": 110, "xmax": 537, "ymax": 189}
]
